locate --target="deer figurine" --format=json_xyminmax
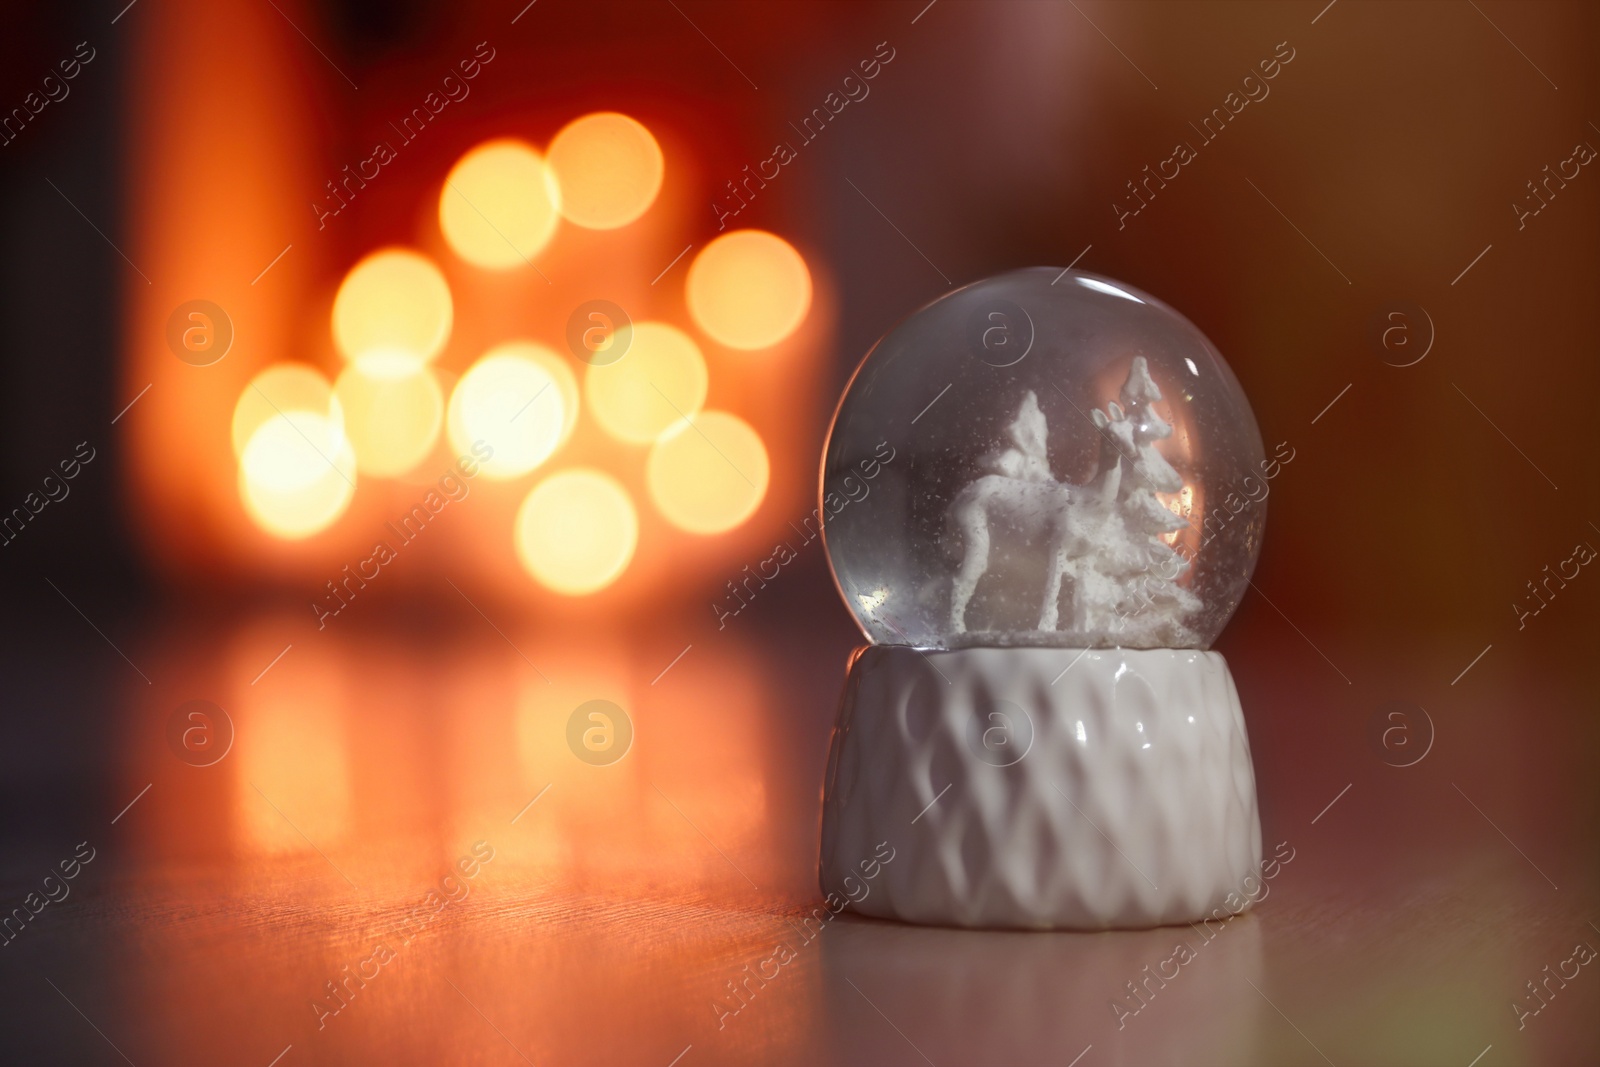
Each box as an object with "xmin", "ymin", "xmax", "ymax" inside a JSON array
[{"xmin": 946, "ymin": 391, "xmax": 1135, "ymax": 635}]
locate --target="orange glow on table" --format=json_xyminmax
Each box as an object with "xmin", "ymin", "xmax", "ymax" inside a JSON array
[
  {"xmin": 514, "ymin": 469, "xmax": 638, "ymax": 594},
  {"xmin": 439, "ymin": 138, "xmax": 562, "ymax": 269},
  {"xmin": 584, "ymin": 322, "xmax": 707, "ymax": 444},
  {"xmin": 334, "ymin": 358, "xmax": 444, "ymax": 477},
  {"xmin": 232, "ymin": 662, "xmax": 351, "ymax": 855},
  {"xmin": 547, "ymin": 111, "xmax": 664, "ymax": 230},
  {"xmin": 447, "ymin": 343, "xmax": 569, "ymax": 479},
  {"xmin": 647, "ymin": 410, "xmax": 770, "ymax": 534},
  {"xmin": 331, "ymin": 248, "xmax": 453, "ymax": 363},
  {"xmin": 686, "ymin": 230, "xmax": 812, "ymax": 350}
]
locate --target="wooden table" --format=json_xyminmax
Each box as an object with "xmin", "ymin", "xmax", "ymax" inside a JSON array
[{"xmin": 0, "ymin": 604, "xmax": 1594, "ymax": 1066}]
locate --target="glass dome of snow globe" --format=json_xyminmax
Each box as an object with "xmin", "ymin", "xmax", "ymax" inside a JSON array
[{"xmin": 820, "ymin": 267, "xmax": 1269, "ymax": 651}]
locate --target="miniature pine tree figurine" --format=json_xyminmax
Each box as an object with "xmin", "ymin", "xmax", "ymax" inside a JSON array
[
  {"xmin": 1105, "ymin": 356, "xmax": 1200, "ymax": 643},
  {"xmin": 1119, "ymin": 355, "xmax": 1185, "ymax": 497}
]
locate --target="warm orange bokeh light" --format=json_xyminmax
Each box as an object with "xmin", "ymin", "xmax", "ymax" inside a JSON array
[
  {"xmin": 439, "ymin": 138, "xmax": 561, "ymax": 269},
  {"xmin": 334, "ymin": 359, "xmax": 444, "ymax": 477},
  {"xmin": 231, "ymin": 363, "xmax": 342, "ymax": 458},
  {"xmin": 514, "ymin": 469, "xmax": 638, "ymax": 595},
  {"xmin": 519, "ymin": 342, "xmax": 580, "ymax": 447},
  {"xmin": 447, "ymin": 343, "xmax": 569, "ymax": 479},
  {"xmin": 584, "ymin": 322, "xmax": 707, "ymax": 444},
  {"xmin": 331, "ymin": 248, "xmax": 453, "ymax": 363},
  {"xmin": 1158, "ymin": 483, "xmax": 1202, "ymax": 561},
  {"xmin": 238, "ymin": 410, "xmax": 356, "ymax": 539},
  {"xmin": 686, "ymin": 230, "xmax": 812, "ymax": 350},
  {"xmin": 129, "ymin": 3, "xmax": 826, "ymax": 592},
  {"xmin": 547, "ymin": 111, "xmax": 664, "ymax": 230},
  {"xmin": 647, "ymin": 410, "xmax": 769, "ymax": 534}
]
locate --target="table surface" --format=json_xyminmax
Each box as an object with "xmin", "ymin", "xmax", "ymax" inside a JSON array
[{"xmin": 0, "ymin": 603, "xmax": 1595, "ymax": 1067}]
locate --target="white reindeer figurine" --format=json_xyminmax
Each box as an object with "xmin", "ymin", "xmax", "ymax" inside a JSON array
[
  {"xmin": 940, "ymin": 358, "xmax": 1184, "ymax": 643},
  {"xmin": 946, "ymin": 390, "xmax": 1135, "ymax": 634}
]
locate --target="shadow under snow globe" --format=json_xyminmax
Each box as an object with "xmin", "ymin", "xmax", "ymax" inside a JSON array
[{"xmin": 818, "ymin": 268, "xmax": 1270, "ymax": 929}]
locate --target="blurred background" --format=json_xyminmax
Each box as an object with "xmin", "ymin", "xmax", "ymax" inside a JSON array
[{"xmin": 0, "ymin": 1, "xmax": 1595, "ymax": 1064}]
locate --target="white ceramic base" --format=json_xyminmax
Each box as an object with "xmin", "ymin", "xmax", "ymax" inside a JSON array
[{"xmin": 819, "ymin": 646, "xmax": 1262, "ymax": 929}]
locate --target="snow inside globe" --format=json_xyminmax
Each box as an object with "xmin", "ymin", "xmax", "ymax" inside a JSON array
[{"xmin": 820, "ymin": 267, "xmax": 1268, "ymax": 652}]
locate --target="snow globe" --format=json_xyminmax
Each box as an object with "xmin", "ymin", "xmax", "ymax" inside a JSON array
[{"xmin": 817, "ymin": 268, "xmax": 1270, "ymax": 929}]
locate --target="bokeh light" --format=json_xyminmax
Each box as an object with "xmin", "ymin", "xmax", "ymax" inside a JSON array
[
  {"xmin": 331, "ymin": 248, "xmax": 453, "ymax": 363},
  {"xmin": 238, "ymin": 411, "xmax": 356, "ymax": 539},
  {"xmin": 585, "ymin": 321, "xmax": 707, "ymax": 444},
  {"xmin": 647, "ymin": 410, "xmax": 769, "ymax": 534},
  {"xmin": 547, "ymin": 112, "xmax": 664, "ymax": 230},
  {"xmin": 439, "ymin": 139, "xmax": 562, "ymax": 269},
  {"xmin": 686, "ymin": 230, "xmax": 812, "ymax": 350},
  {"xmin": 515, "ymin": 469, "xmax": 638, "ymax": 595},
  {"xmin": 447, "ymin": 343, "xmax": 568, "ymax": 479},
  {"xmin": 334, "ymin": 358, "xmax": 444, "ymax": 477},
  {"xmin": 231, "ymin": 363, "xmax": 341, "ymax": 458},
  {"xmin": 518, "ymin": 342, "xmax": 581, "ymax": 446}
]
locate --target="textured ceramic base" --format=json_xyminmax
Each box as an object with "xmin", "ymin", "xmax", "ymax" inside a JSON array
[{"xmin": 819, "ymin": 646, "xmax": 1262, "ymax": 930}]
